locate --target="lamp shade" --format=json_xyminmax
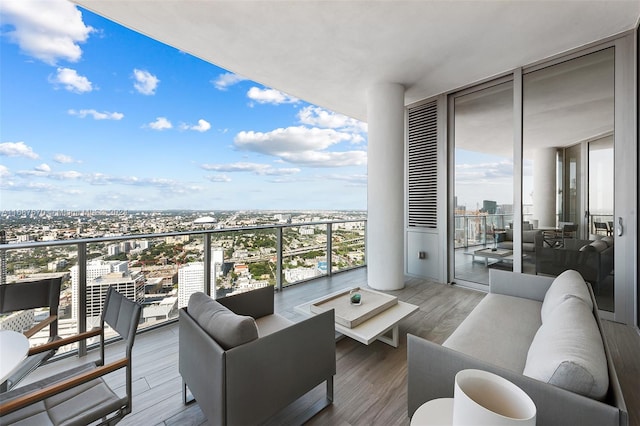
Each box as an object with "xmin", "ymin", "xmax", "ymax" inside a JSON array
[{"xmin": 452, "ymin": 369, "xmax": 536, "ymax": 426}]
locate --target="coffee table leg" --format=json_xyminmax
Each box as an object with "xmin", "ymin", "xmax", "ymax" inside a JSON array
[{"xmin": 376, "ymin": 325, "xmax": 399, "ymax": 348}]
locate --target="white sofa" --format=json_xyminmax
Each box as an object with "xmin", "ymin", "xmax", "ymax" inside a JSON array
[{"xmin": 407, "ymin": 269, "xmax": 627, "ymax": 426}]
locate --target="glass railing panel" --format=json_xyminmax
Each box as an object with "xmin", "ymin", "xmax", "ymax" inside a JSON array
[
  {"xmin": 282, "ymin": 225, "xmax": 328, "ymax": 287},
  {"xmin": 330, "ymin": 221, "xmax": 366, "ymax": 273},
  {"xmin": 211, "ymin": 228, "xmax": 277, "ymax": 298}
]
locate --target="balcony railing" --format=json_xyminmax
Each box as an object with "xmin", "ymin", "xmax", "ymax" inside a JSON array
[
  {"xmin": 0, "ymin": 219, "xmax": 366, "ymax": 358},
  {"xmin": 454, "ymin": 213, "xmax": 515, "ymax": 249}
]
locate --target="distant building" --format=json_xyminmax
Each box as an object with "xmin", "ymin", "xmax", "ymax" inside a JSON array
[
  {"xmin": 48, "ymin": 259, "xmax": 68, "ymax": 272},
  {"xmin": 70, "ymin": 260, "xmax": 129, "ymax": 321},
  {"xmin": 178, "ymin": 262, "xmax": 215, "ymax": 308},
  {"xmin": 482, "ymin": 200, "xmax": 497, "ymax": 215},
  {"xmin": 85, "ymin": 271, "xmax": 145, "ymax": 328}
]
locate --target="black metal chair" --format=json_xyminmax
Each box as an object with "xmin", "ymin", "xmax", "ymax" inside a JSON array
[
  {"xmin": 0, "ymin": 277, "xmax": 62, "ymax": 392},
  {"xmin": 0, "ymin": 286, "xmax": 142, "ymax": 426},
  {"xmin": 594, "ymin": 221, "xmax": 609, "ymax": 236}
]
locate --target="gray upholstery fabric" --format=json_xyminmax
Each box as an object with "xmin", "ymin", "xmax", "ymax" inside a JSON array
[
  {"xmin": 1, "ymin": 377, "xmax": 126, "ymax": 426},
  {"xmin": 255, "ymin": 313, "xmax": 294, "ymax": 337},
  {"xmin": 540, "ymin": 269, "xmax": 593, "ymax": 321},
  {"xmin": 188, "ymin": 292, "xmax": 258, "ymax": 349},
  {"xmin": 443, "ymin": 294, "xmax": 542, "ymax": 373},
  {"xmin": 524, "ymin": 296, "xmax": 609, "ymax": 400}
]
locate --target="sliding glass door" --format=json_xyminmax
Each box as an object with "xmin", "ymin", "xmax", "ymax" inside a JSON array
[
  {"xmin": 452, "ymin": 80, "xmax": 513, "ymax": 286},
  {"xmin": 522, "ymin": 47, "xmax": 615, "ymax": 311}
]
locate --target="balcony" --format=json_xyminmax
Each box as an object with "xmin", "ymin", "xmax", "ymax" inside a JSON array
[{"xmin": 8, "ymin": 267, "xmax": 638, "ymax": 425}]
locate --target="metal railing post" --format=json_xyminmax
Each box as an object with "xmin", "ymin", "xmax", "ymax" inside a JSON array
[
  {"xmin": 326, "ymin": 223, "xmax": 333, "ymax": 276},
  {"xmin": 78, "ymin": 242, "xmax": 87, "ymax": 357},
  {"xmin": 204, "ymin": 233, "xmax": 211, "ymax": 296},
  {"xmin": 276, "ymin": 227, "xmax": 283, "ymax": 291}
]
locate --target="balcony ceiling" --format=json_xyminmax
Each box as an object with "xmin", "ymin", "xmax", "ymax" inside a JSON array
[{"xmin": 72, "ymin": 0, "xmax": 639, "ymax": 122}]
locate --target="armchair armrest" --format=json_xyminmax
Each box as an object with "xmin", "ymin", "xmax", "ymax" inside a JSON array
[
  {"xmin": 27, "ymin": 328, "xmax": 102, "ymax": 356},
  {"xmin": 225, "ymin": 309, "xmax": 336, "ymax": 425},
  {"xmin": 489, "ymin": 269, "xmax": 554, "ymax": 301},
  {"xmin": 0, "ymin": 358, "xmax": 127, "ymax": 416},
  {"xmin": 23, "ymin": 315, "xmax": 57, "ymax": 339}
]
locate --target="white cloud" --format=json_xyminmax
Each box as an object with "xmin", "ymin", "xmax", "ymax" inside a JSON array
[
  {"xmin": 279, "ymin": 151, "xmax": 367, "ymax": 167},
  {"xmin": 0, "ymin": 165, "xmax": 10, "ymax": 177},
  {"xmin": 53, "ymin": 154, "xmax": 76, "ymax": 163},
  {"xmin": 201, "ymin": 162, "xmax": 301, "ymax": 176},
  {"xmin": 298, "ymin": 106, "xmax": 368, "ymax": 134},
  {"xmin": 133, "ymin": 69, "xmax": 159, "ymax": 95},
  {"xmin": 50, "ymin": 67, "xmax": 93, "ymax": 93},
  {"xmin": 0, "ymin": 141, "xmax": 39, "ymax": 159},
  {"xmin": 235, "ymin": 126, "xmax": 354, "ymax": 154},
  {"xmin": 68, "ymin": 109, "xmax": 124, "ymax": 120},
  {"xmin": 233, "ymin": 126, "xmax": 366, "ymax": 167},
  {"xmin": 206, "ymin": 174, "xmax": 232, "ymax": 183},
  {"xmin": 0, "ymin": 0, "xmax": 94, "ymax": 65},
  {"xmin": 212, "ymin": 72, "xmax": 247, "ymax": 90},
  {"xmin": 181, "ymin": 119, "xmax": 211, "ymax": 132},
  {"xmin": 147, "ymin": 117, "xmax": 172, "ymax": 131},
  {"xmin": 247, "ymin": 87, "xmax": 298, "ymax": 105},
  {"xmin": 35, "ymin": 163, "xmax": 51, "ymax": 172}
]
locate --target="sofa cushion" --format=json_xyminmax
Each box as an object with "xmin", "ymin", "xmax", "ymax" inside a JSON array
[
  {"xmin": 540, "ymin": 270, "xmax": 593, "ymax": 322},
  {"xmin": 188, "ymin": 292, "xmax": 258, "ymax": 350},
  {"xmin": 601, "ymin": 236, "xmax": 614, "ymax": 247},
  {"xmin": 443, "ymin": 294, "xmax": 542, "ymax": 373},
  {"xmin": 589, "ymin": 240, "xmax": 609, "ymax": 252},
  {"xmin": 523, "ymin": 296, "xmax": 608, "ymax": 400}
]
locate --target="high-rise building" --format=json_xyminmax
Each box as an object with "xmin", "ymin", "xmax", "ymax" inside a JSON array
[
  {"xmin": 178, "ymin": 262, "xmax": 217, "ymax": 308},
  {"xmin": 70, "ymin": 260, "xmax": 130, "ymax": 320}
]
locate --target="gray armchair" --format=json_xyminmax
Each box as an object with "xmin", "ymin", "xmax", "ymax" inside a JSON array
[{"xmin": 179, "ymin": 286, "xmax": 336, "ymax": 425}]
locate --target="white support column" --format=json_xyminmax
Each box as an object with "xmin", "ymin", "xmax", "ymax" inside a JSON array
[
  {"xmin": 532, "ymin": 148, "xmax": 557, "ymax": 228},
  {"xmin": 366, "ymin": 83, "xmax": 405, "ymax": 291}
]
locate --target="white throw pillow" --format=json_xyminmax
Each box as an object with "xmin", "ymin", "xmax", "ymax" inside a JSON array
[
  {"xmin": 540, "ymin": 270, "xmax": 593, "ymax": 322},
  {"xmin": 523, "ymin": 296, "xmax": 608, "ymax": 400}
]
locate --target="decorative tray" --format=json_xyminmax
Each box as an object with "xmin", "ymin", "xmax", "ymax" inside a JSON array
[{"xmin": 309, "ymin": 287, "xmax": 398, "ymax": 328}]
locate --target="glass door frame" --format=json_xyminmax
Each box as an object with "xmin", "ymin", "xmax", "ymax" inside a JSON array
[{"xmin": 447, "ymin": 74, "xmax": 517, "ymax": 291}]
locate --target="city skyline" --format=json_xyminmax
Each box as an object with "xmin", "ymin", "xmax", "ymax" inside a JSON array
[{"xmin": 0, "ymin": 0, "xmax": 369, "ymax": 212}]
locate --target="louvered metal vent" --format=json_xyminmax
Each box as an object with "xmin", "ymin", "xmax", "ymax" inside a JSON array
[{"xmin": 408, "ymin": 101, "xmax": 438, "ymax": 228}]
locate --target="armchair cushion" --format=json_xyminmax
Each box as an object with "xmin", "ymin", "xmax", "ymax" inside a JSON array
[
  {"xmin": 540, "ymin": 270, "xmax": 593, "ymax": 322},
  {"xmin": 188, "ymin": 292, "xmax": 258, "ymax": 350}
]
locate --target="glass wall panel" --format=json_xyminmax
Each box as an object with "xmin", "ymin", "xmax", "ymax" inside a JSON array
[
  {"xmin": 523, "ymin": 47, "xmax": 614, "ymax": 310},
  {"xmin": 453, "ymin": 80, "xmax": 514, "ymax": 286}
]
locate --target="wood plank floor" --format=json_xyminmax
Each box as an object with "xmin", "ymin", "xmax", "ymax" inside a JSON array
[{"xmin": 22, "ymin": 268, "xmax": 640, "ymax": 426}]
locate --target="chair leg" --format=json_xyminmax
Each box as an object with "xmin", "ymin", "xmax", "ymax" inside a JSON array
[
  {"xmin": 182, "ymin": 380, "xmax": 195, "ymax": 405},
  {"xmin": 326, "ymin": 376, "xmax": 334, "ymax": 403}
]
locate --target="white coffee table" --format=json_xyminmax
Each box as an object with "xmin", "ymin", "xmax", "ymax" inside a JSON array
[
  {"xmin": 295, "ymin": 287, "xmax": 419, "ymax": 347},
  {"xmin": 0, "ymin": 330, "xmax": 29, "ymax": 383}
]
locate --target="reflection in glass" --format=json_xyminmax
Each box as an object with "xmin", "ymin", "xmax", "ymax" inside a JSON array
[
  {"xmin": 523, "ymin": 47, "xmax": 614, "ymax": 311},
  {"xmin": 454, "ymin": 80, "xmax": 514, "ymax": 285}
]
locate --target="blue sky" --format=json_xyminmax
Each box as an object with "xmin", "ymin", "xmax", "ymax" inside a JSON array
[{"xmin": 0, "ymin": 0, "xmax": 368, "ymax": 211}]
